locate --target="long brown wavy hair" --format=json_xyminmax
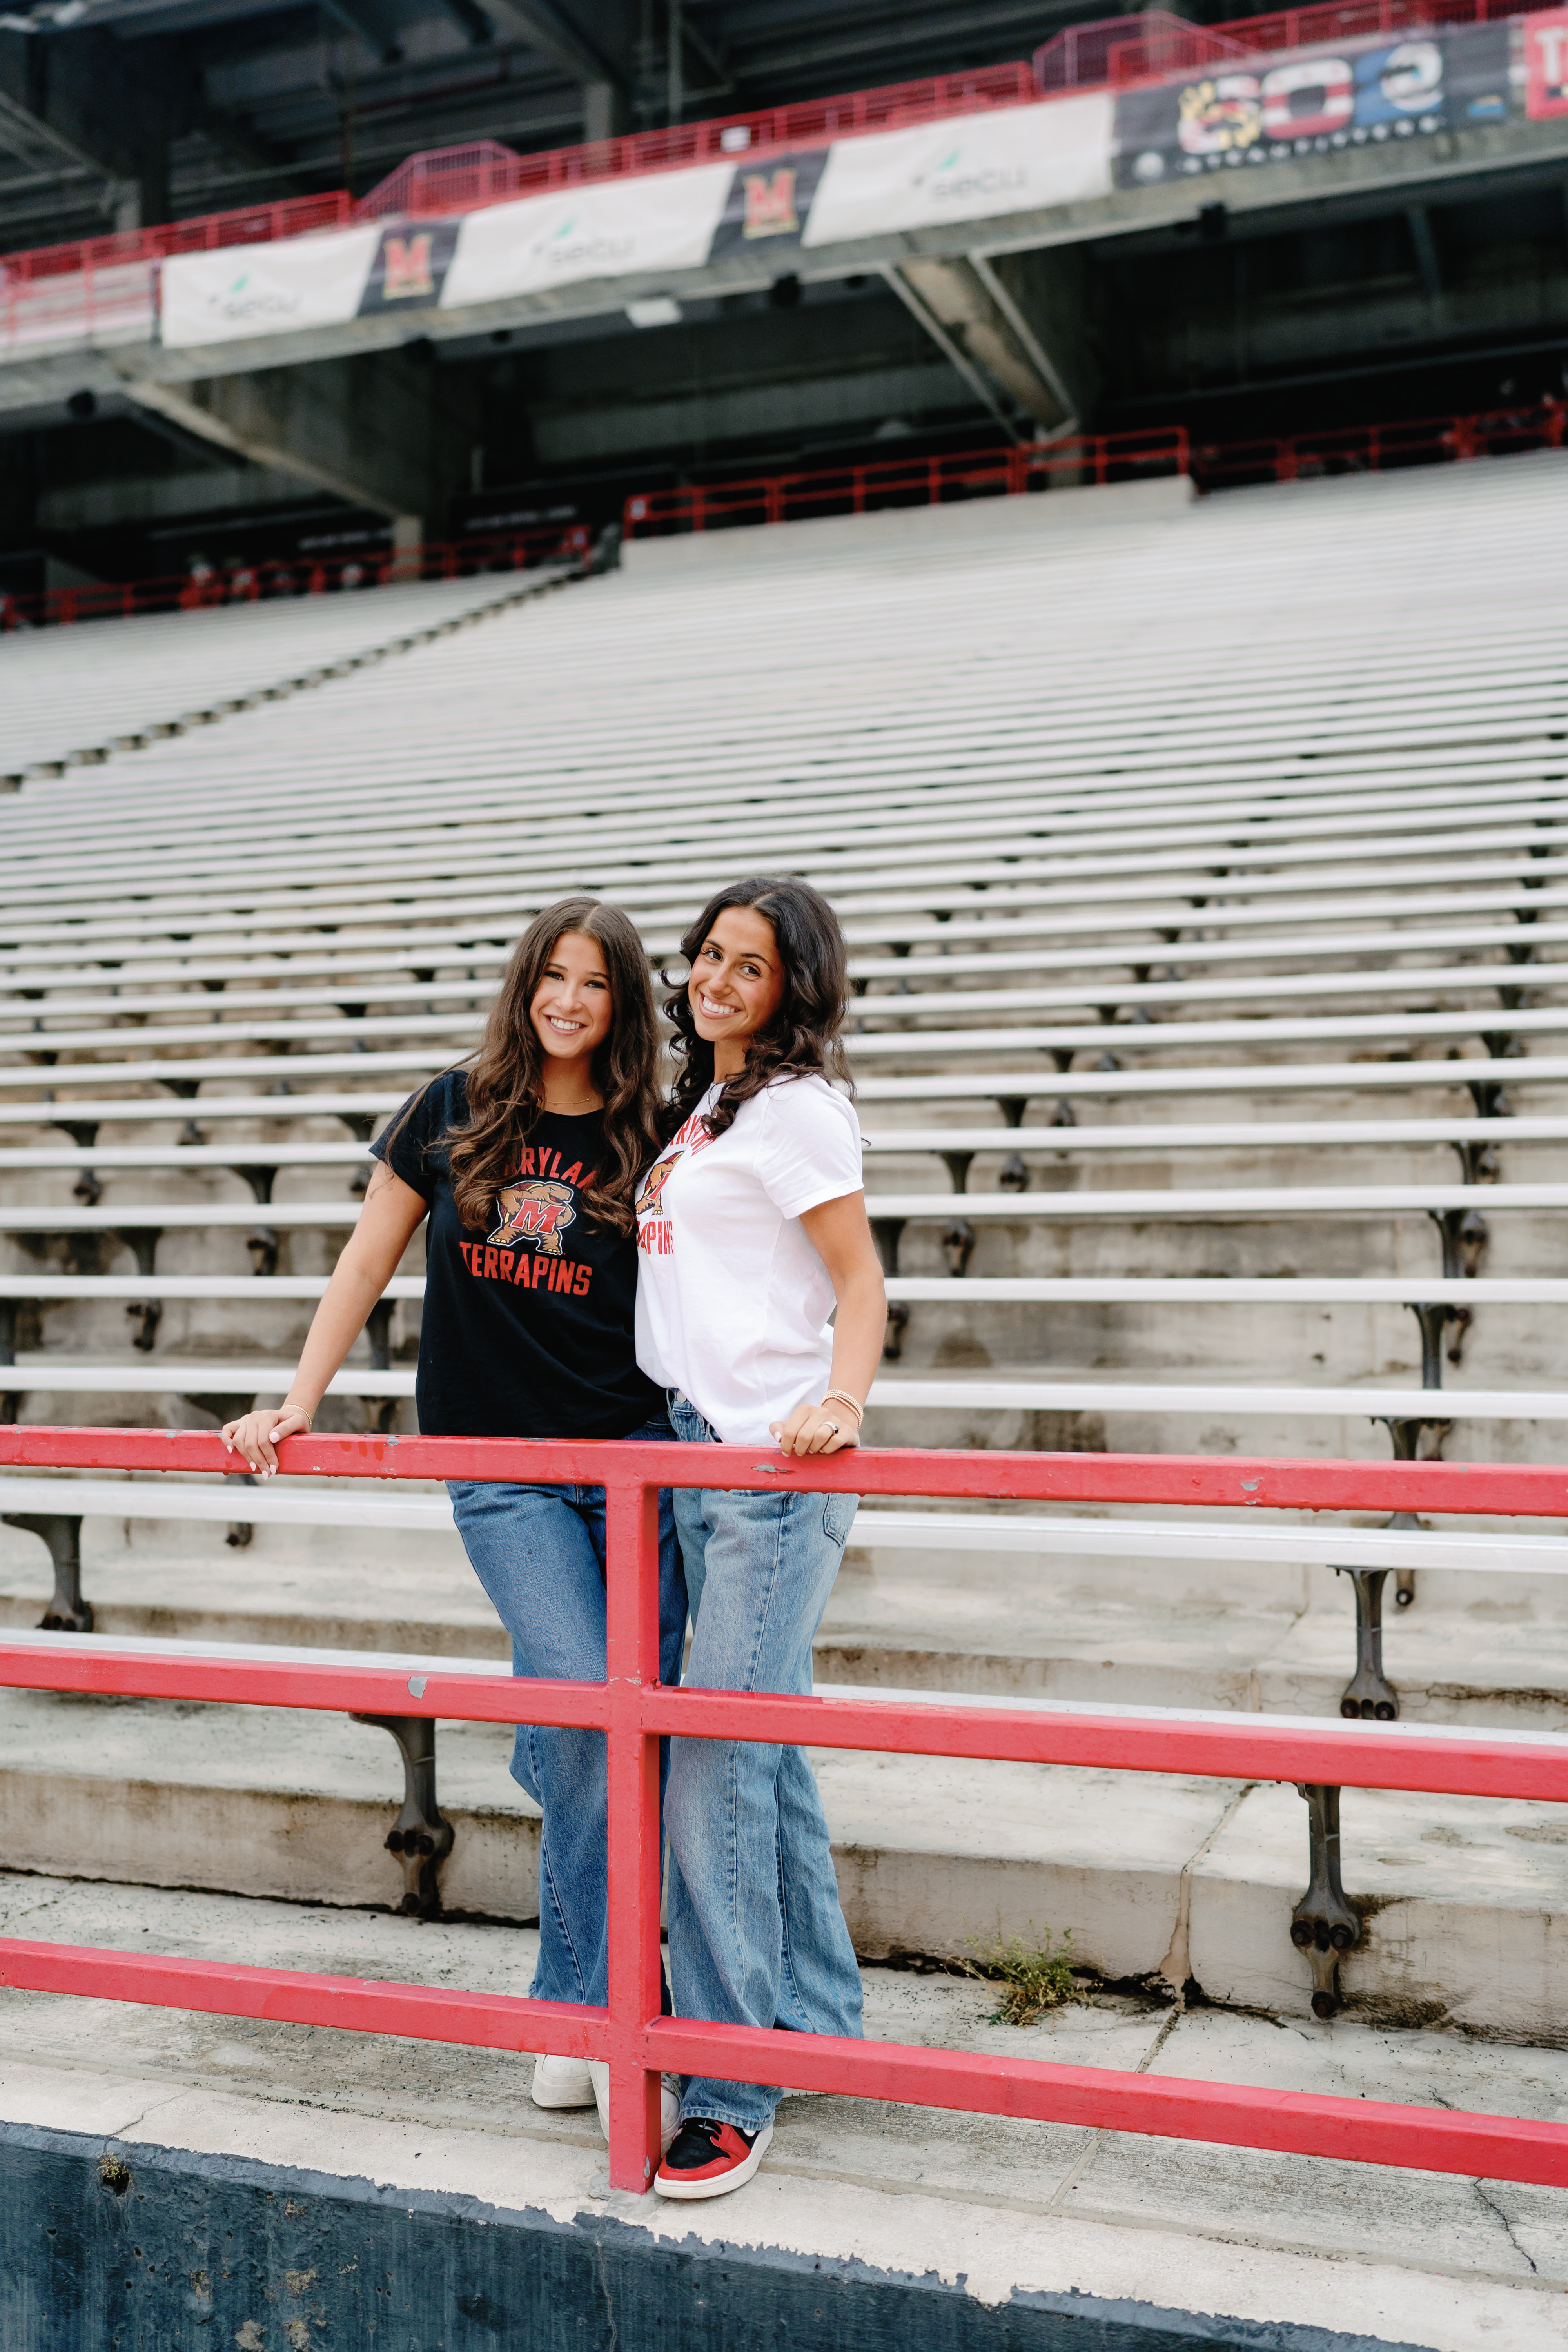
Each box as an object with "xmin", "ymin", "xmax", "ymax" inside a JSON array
[
  {"xmin": 662, "ymin": 876, "xmax": 850, "ymax": 1145},
  {"xmin": 397, "ymin": 897, "xmax": 663, "ymax": 1235}
]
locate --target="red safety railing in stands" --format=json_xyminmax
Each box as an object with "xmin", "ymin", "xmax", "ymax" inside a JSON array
[
  {"xmin": 1193, "ymin": 399, "xmax": 1568, "ymax": 485},
  {"xmin": 1091, "ymin": 0, "xmax": 1528, "ymax": 87},
  {"xmin": 0, "ymin": 523, "xmax": 590, "ymax": 635},
  {"xmin": 358, "ymin": 61, "xmax": 1034, "ymax": 218},
  {"xmin": 7, "ymin": 399, "xmax": 1563, "ymax": 632},
  {"xmin": 623, "ymin": 430, "xmax": 1191, "ymax": 536},
  {"xmin": 622, "ymin": 401, "xmax": 1568, "ymax": 538},
  {"xmin": 1, "ymin": 1424, "xmax": 1568, "ymax": 2196},
  {"xmin": 0, "ymin": 0, "xmax": 1541, "ymax": 301},
  {"xmin": 0, "ymin": 190, "xmax": 355, "ymax": 291}
]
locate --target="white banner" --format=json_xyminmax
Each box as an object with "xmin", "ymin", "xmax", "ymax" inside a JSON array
[
  {"xmin": 439, "ymin": 166, "xmax": 733, "ymax": 309},
  {"xmin": 802, "ymin": 94, "xmax": 1113, "ymax": 248},
  {"xmin": 160, "ymin": 226, "xmax": 381, "ymax": 349},
  {"xmin": 159, "ymin": 102, "xmax": 1120, "ymax": 348}
]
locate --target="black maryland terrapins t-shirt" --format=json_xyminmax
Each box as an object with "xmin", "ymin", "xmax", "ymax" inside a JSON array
[{"xmin": 371, "ymin": 1071, "xmax": 664, "ymax": 1440}]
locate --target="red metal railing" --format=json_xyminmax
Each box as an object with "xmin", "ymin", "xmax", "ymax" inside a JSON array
[
  {"xmin": 1192, "ymin": 400, "xmax": 1568, "ymax": 486},
  {"xmin": 622, "ymin": 401, "xmax": 1568, "ymax": 539},
  {"xmin": 0, "ymin": 190, "xmax": 356, "ymax": 291},
  {"xmin": 9, "ymin": 398, "xmax": 1562, "ymax": 634},
  {"xmin": 357, "ymin": 61, "xmax": 1035, "ymax": 218},
  {"xmin": 1096, "ymin": 0, "xmax": 1527, "ymax": 85},
  {"xmin": 0, "ymin": 0, "xmax": 1539, "ymax": 303},
  {"xmin": 0, "ymin": 523, "xmax": 590, "ymax": 635},
  {"xmin": 622, "ymin": 430, "xmax": 1191, "ymax": 537},
  {"xmin": 1, "ymin": 1423, "xmax": 1567, "ymax": 2196}
]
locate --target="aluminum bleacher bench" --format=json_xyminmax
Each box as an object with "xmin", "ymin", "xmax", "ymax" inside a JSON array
[
  {"xmin": 5, "ymin": 755, "xmax": 1564, "ymax": 898},
  {"xmin": 2, "ymin": 1111, "xmax": 1564, "ymax": 1175},
  {"xmin": 9, "ymin": 907, "xmax": 1568, "ymax": 1010},
  {"xmin": 6, "ymin": 953, "xmax": 1568, "ymax": 1038},
  {"xmin": 10, "ymin": 877, "xmax": 1568, "ymax": 993},
  {"xmin": 5, "ymin": 1182, "xmax": 1564, "ymax": 1252},
  {"xmin": 0, "ymin": 1267, "xmax": 1557, "ymax": 1390},
  {"xmin": 5, "ymin": 833, "xmax": 1568, "ymax": 965},
  {"xmin": 2, "ymin": 1472, "xmax": 1564, "ymax": 1728},
  {"xmin": 11, "ymin": 999, "xmax": 1568, "ymax": 1070},
  {"xmin": 5, "ymin": 797, "xmax": 1568, "ymax": 940},
  {"xmin": 7, "ymin": 835, "xmax": 1563, "ymax": 961}
]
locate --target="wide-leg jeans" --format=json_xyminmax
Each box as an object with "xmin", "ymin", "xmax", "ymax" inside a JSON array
[
  {"xmin": 447, "ymin": 1411, "xmax": 686, "ymax": 2011},
  {"xmin": 664, "ymin": 1392, "xmax": 865, "ymax": 2134}
]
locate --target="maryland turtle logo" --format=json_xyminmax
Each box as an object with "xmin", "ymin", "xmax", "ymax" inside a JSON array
[
  {"xmin": 490, "ymin": 1180, "xmax": 576, "ymax": 1256},
  {"xmin": 635, "ymin": 1157, "xmax": 677, "ymax": 1218}
]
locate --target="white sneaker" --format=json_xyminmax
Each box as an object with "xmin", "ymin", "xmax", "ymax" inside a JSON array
[
  {"xmin": 529, "ymin": 2053, "xmax": 596, "ymax": 2110},
  {"xmin": 587, "ymin": 2060, "xmax": 682, "ymax": 2154}
]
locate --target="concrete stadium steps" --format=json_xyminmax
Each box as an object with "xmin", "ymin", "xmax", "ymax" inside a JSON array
[
  {"xmin": 0, "ymin": 1674, "xmax": 1564, "ymax": 2036},
  {"xmin": 4, "ymin": 1875, "xmax": 1563, "ymax": 2341},
  {"xmin": 5, "ymin": 1503, "xmax": 1565, "ymax": 1729}
]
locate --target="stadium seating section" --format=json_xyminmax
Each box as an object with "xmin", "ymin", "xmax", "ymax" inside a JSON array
[{"xmin": 3, "ymin": 452, "xmax": 1568, "ymax": 2035}]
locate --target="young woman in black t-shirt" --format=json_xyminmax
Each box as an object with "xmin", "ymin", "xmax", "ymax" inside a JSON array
[{"xmin": 222, "ymin": 895, "xmax": 685, "ymax": 2148}]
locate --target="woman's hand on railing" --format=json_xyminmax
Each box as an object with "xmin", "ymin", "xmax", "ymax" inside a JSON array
[
  {"xmin": 221, "ymin": 1404, "xmax": 312, "ymax": 1477},
  {"xmin": 769, "ymin": 1399, "xmax": 858, "ymax": 1457}
]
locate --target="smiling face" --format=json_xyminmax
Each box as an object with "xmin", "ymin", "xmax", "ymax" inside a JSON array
[
  {"xmin": 688, "ymin": 905, "xmax": 786, "ymax": 1076},
  {"xmin": 530, "ymin": 929, "xmax": 613, "ymax": 1065}
]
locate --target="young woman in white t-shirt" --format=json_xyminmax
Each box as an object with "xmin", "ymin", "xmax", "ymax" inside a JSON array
[{"xmin": 634, "ymin": 875, "xmax": 887, "ymax": 2201}]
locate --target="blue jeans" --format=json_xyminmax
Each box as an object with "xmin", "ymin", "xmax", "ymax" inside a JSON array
[
  {"xmin": 664, "ymin": 1392, "xmax": 865, "ymax": 2134},
  {"xmin": 447, "ymin": 1412, "xmax": 686, "ymax": 2011}
]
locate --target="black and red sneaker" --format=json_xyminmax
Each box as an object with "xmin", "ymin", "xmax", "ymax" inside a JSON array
[{"xmin": 654, "ymin": 2116, "xmax": 773, "ymax": 2200}]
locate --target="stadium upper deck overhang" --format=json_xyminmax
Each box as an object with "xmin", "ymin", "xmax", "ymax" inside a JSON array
[{"xmin": 4, "ymin": 5, "xmax": 1568, "ymax": 419}]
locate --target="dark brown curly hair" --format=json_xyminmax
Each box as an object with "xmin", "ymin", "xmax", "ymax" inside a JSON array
[
  {"xmin": 662, "ymin": 876, "xmax": 850, "ymax": 1144},
  {"xmin": 393, "ymin": 897, "xmax": 663, "ymax": 1235}
]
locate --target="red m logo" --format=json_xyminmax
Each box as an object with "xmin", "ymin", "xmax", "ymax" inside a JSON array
[
  {"xmin": 741, "ymin": 169, "xmax": 799, "ymax": 238},
  {"xmin": 383, "ymin": 234, "xmax": 435, "ymax": 299}
]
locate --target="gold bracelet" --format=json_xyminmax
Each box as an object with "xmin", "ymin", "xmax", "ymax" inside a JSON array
[{"xmin": 822, "ymin": 1390, "xmax": 864, "ymax": 1424}]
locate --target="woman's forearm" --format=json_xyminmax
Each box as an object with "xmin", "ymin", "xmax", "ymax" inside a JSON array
[
  {"xmin": 824, "ymin": 1265, "xmax": 886, "ymax": 1409},
  {"xmin": 281, "ymin": 1255, "xmax": 389, "ymax": 1420}
]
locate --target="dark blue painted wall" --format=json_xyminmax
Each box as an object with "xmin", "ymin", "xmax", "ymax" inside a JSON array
[{"xmin": 0, "ymin": 2122, "xmax": 1436, "ymax": 2352}]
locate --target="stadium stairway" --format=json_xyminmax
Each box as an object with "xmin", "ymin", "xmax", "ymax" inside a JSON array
[
  {"xmin": 3, "ymin": 457, "xmax": 1568, "ymax": 2052},
  {"xmin": 0, "ymin": 554, "xmax": 584, "ymax": 788}
]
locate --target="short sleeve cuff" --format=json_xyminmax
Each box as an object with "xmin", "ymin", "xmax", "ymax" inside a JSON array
[{"xmin": 769, "ymin": 1176, "xmax": 863, "ymax": 1222}]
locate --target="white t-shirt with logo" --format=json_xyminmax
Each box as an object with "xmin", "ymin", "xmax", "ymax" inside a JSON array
[{"xmin": 634, "ymin": 1073, "xmax": 864, "ymax": 1445}]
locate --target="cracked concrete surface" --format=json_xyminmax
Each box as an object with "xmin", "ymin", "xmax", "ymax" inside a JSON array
[{"xmin": 0, "ymin": 1874, "xmax": 1564, "ymax": 2347}]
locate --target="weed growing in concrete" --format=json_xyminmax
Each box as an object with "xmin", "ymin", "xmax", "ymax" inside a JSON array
[{"xmin": 960, "ymin": 1923, "xmax": 1082, "ymax": 2025}]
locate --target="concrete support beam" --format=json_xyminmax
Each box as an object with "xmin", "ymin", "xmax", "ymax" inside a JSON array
[
  {"xmin": 983, "ymin": 243, "xmax": 1100, "ymax": 429},
  {"xmin": 883, "ymin": 255, "xmax": 1083, "ymax": 439},
  {"xmin": 582, "ymin": 79, "xmax": 624, "ymax": 142},
  {"xmin": 116, "ymin": 350, "xmax": 477, "ymax": 534}
]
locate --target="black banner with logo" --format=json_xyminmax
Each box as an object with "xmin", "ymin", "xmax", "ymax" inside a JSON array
[
  {"xmin": 1112, "ymin": 20, "xmax": 1515, "ymax": 190},
  {"xmin": 707, "ymin": 148, "xmax": 832, "ymax": 261},
  {"xmin": 358, "ymin": 219, "xmax": 463, "ymax": 314}
]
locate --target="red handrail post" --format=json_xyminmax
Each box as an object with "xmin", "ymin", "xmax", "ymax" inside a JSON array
[{"xmin": 603, "ymin": 1465, "xmax": 666, "ymax": 2192}]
